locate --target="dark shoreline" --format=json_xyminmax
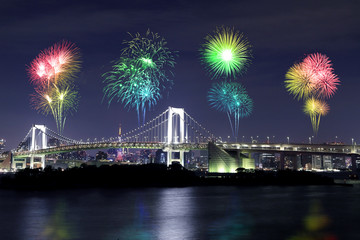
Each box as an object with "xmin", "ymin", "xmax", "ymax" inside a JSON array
[{"xmin": 0, "ymin": 164, "xmax": 337, "ymax": 191}]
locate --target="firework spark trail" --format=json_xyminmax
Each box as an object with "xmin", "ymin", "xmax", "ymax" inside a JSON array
[
  {"xmin": 103, "ymin": 30, "xmax": 176, "ymax": 126},
  {"xmin": 200, "ymin": 26, "xmax": 252, "ymax": 80},
  {"xmin": 303, "ymin": 98, "xmax": 329, "ymax": 135},
  {"xmin": 28, "ymin": 40, "xmax": 81, "ymax": 134},
  {"xmin": 315, "ymin": 100, "xmax": 329, "ymax": 135},
  {"xmin": 303, "ymin": 98, "xmax": 319, "ymax": 134},
  {"xmin": 208, "ymin": 82, "xmax": 253, "ymax": 139},
  {"xmin": 285, "ymin": 53, "xmax": 339, "ymax": 135},
  {"xmin": 53, "ymin": 86, "xmax": 79, "ymax": 135}
]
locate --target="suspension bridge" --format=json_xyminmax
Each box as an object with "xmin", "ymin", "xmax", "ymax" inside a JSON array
[
  {"xmin": 12, "ymin": 107, "xmax": 214, "ymax": 169},
  {"xmin": 11, "ymin": 106, "xmax": 360, "ymax": 172}
]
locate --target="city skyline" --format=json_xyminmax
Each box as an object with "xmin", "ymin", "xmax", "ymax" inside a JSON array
[{"xmin": 1, "ymin": 0, "xmax": 360, "ymax": 149}]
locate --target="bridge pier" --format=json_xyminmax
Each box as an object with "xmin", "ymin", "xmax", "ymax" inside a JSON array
[
  {"xmin": 30, "ymin": 155, "xmax": 46, "ymax": 169},
  {"xmin": 30, "ymin": 155, "xmax": 34, "ymax": 169},
  {"xmin": 166, "ymin": 150, "xmax": 185, "ymax": 166}
]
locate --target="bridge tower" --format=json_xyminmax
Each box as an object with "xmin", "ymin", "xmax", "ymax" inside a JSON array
[
  {"xmin": 30, "ymin": 125, "xmax": 47, "ymax": 169},
  {"xmin": 12, "ymin": 125, "xmax": 47, "ymax": 169},
  {"xmin": 30, "ymin": 125, "xmax": 47, "ymax": 151},
  {"xmin": 165, "ymin": 107, "xmax": 187, "ymax": 166}
]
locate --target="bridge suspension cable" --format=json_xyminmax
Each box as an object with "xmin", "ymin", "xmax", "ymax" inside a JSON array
[
  {"xmin": 120, "ymin": 109, "xmax": 169, "ymax": 142},
  {"xmin": 15, "ymin": 107, "xmax": 218, "ymax": 153}
]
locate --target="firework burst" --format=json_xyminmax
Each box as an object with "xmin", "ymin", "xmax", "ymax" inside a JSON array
[
  {"xmin": 208, "ymin": 81, "xmax": 253, "ymax": 139},
  {"xmin": 53, "ymin": 86, "xmax": 79, "ymax": 134},
  {"xmin": 30, "ymin": 85, "xmax": 79, "ymax": 135},
  {"xmin": 200, "ymin": 26, "xmax": 252, "ymax": 79},
  {"xmin": 302, "ymin": 53, "xmax": 339, "ymax": 99},
  {"xmin": 285, "ymin": 53, "xmax": 339, "ymax": 135},
  {"xmin": 28, "ymin": 40, "xmax": 81, "ymax": 134},
  {"xmin": 303, "ymin": 98, "xmax": 329, "ymax": 135},
  {"xmin": 285, "ymin": 63, "xmax": 315, "ymax": 100},
  {"xmin": 285, "ymin": 53, "xmax": 339, "ymax": 101},
  {"xmin": 103, "ymin": 30, "xmax": 176, "ymax": 126},
  {"xmin": 28, "ymin": 40, "xmax": 81, "ymax": 89},
  {"xmin": 122, "ymin": 29, "xmax": 176, "ymax": 88}
]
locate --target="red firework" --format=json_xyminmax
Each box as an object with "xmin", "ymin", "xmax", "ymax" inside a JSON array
[
  {"xmin": 314, "ymin": 71, "xmax": 340, "ymax": 99},
  {"xmin": 28, "ymin": 54, "xmax": 54, "ymax": 88},
  {"xmin": 28, "ymin": 41, "xmax": 80, "ymax": 88},
  {"xmin": 301, "ymin": 53, "xmax": 339, "ymax": 99},
  {"xmin": 302, "ymin": 53, "xmax": 333, "ymax": 75}
]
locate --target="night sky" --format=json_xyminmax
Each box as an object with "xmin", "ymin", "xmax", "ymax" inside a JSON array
[{"xmin": 1, "ymin": 0, "xmax": 360, "ymax": 150}]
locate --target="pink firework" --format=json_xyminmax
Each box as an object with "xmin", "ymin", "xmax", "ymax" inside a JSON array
[
  {"xmin": 314, "ymin": 71, "xmax": 340, "ymax": 98},
  {"xmin": 301, "ymin": 53, "xmax": 339, "ymax": 99},
  {"xmin": 28, "ymin": 54, "xmax": 54, "ymax": 88},
  {"xmin": 28, "ymin": 41, "xmax": 80, "ymax": 88},
  {"xmin": 302, "ymin": 53, "xmax": 333, "ymax": 76},
  {"xmin": 45, "ymin": 41, "xmax": 79, "ymax": 76}
]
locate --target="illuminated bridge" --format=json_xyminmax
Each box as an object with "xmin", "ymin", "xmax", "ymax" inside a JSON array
[
  {"xmin": 11, "ymin": 106, "xmax": 360, "ymax": 172},
  {"xmin": 12, "ymin": 107, "xmax": 213, "ymax": 169}
]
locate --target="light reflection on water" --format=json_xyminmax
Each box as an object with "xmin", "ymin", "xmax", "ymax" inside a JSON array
[
  {"xmin": 0, "ymin": 186, "xmax": 359, "ymax": 240},
  {"xmin": 155, "ymin": 188, "xmax": 196, "ymax": 240}
]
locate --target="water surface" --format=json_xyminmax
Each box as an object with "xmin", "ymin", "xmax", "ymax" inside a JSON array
[{"xmin": 0, "ymin": 186, "xmax": 359, "ymax": 239}]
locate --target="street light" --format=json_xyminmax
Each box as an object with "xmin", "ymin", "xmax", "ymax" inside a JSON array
[
  {"xmin": 352, "ymin": 138, "xmax": 354, "ymax": 145},
  {"xmin": 309, "ymin": 137, "xmax": 311, "ymax": 144},
  {"xmin": 267, "ymin": 136, "xmax": 269, "ymax": 144},
  {"xmin": 287, "ymin": 137, "xmax": 289, "ymax": 144}
]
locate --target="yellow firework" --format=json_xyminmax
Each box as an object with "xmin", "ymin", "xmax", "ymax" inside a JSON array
[
  {"xmin": 285, "ymin": 64, "xmax": 315, "ymax": 100},
  {"xmin": 31, "ymin": 85, "xmax": 79, "ymax": 135},
  {"xmin": 303, "ymin": 98, "xmax": 329, "ymax": 135}
]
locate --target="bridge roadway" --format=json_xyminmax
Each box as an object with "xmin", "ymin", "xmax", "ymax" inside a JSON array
[
  {"xmin": 217, "ymin": 142, "xmax": 360, "ymax": 156},
  {"xmin": 13, "ymin": 142, "xmax": 209, "ymax": 157},
  {"xmin": 13, "ymin": 141, "xmax": 360, "ymax": 158}
]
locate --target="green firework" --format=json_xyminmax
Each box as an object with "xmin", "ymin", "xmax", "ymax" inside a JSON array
[
  {"xmin": 201, "ymin": 26, "xmax": 252, "ymax": 79},
  {"xmin": 208, "ymin": 81, "xmax": 253, "ymax": 139},
  {"xmin": 103, "ymin": 30, "xmax": 176, "ymax": 126}
]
